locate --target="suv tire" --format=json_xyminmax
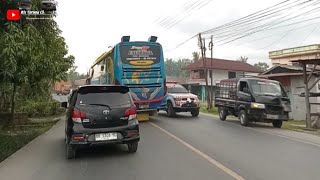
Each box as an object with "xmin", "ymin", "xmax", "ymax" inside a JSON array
[
  {"xmin": 191, "ymin": 109, "xmax": 199, "ymax": 117},
  {"xmin": 65, "ymin": 139, "xmax": 76, "ymax": 159},
  {"xmin": 167, "ymin": 102, "xmax": 176, "ymax": 117},
  {"xmin": 239, "ymin": 110, "xmax": 249, "ymax": 126},
  {"xmin": 127, "ymin": 142, "xmax": 138, "ymax": 153}
]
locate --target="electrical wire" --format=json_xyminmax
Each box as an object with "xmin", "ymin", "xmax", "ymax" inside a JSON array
[
  {"xmin": 210, "ymin": 4, "xmax": 320, "ymax": 44},
  {"xmin": 162, "ymin": 0, "xmax": 212, "ymax": 28},
  {"xmin": 300, "ymin": 23, "xmax": 320, "ymax": 44},
  {"xmin": 201, "ymin": 0, "xmax": 295, "ymax": 34},
  {"xmin": 204, "ymin": 0, "xmax": 319, "ymax": 38},
  {"xmin": 218, "ymin": 15, "xmax": 320, "ymax": 45},
  {"xmin": 167, "ymin": 0, "xmax": 320, "ymax": 51},
  {"xmin": 232, "ymin": 22, "xmax": 319, "ymax": 47}
]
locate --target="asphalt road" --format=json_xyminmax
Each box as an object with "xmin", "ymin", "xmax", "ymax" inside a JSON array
[{"xmin": 1, "ymin": 106, "xmax": 320, "ymax": 180}]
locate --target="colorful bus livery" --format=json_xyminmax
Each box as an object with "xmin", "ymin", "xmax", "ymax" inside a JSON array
[{"xmin": 87, "ymin": 36, "xmax": 166, "ymax": 119}]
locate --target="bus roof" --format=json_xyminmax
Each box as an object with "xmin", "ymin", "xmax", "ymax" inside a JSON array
[
  {"xmin": 91, "ymin": 48, "xmax": 114, "ymax": 68},
  {"xmin": 91, "ymin": 41, "xmax": 162, "ymax": 68}
]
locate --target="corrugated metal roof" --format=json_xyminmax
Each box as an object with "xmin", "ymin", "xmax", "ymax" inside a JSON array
[{"xmin": 259, "ymin": 73, "xmax": 304, "ymax": 78}]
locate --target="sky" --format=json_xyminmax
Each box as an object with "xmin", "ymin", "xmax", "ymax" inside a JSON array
[{"xmin": 55, "ymin": 0, "xmax": 320, "ymax": 74}]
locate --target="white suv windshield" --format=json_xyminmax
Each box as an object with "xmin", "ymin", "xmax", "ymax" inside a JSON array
[{"xmin": 168, "ymin": 86, "xmax": 188, "ymax": 93}]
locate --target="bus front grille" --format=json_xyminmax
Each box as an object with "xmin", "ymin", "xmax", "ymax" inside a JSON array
[
  {"xmin": 123, "ymin": 67, "xmax": 162, "ymax": 78},
  {"xmin": 124, "ymin": 83, "xmax": 162, "ymax": 88}
]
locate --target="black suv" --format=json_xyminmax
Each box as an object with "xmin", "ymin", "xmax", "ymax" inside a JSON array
[{"xmin": 61, "ymin": 85, "xmax": 140, "ymax": 159}]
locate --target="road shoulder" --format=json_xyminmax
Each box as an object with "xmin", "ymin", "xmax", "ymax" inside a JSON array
[{"xmin": 200, "ymin": 112, "xmax": 320, "ymax": 147}]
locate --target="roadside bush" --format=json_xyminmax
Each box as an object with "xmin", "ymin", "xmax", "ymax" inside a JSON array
[
  {"xmin": 200, "ymin": 105, "xmax": 219, "ymax": 115},
  {"xmin": 17, "ymin": 98, "xmax": 65, "ymax": 117}
]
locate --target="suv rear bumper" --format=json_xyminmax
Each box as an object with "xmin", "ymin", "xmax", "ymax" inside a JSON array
[
  {"xmin": 69, "ymin": 121, "xmax": 139, "ymax": 147},
  {"xmin": 70, "ymin": 136, "xmax": 140, "ymax": 147}
]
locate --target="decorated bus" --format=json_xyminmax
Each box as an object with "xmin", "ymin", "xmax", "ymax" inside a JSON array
[{"xmin": 87, "ymin": 36, "xmax": 166, "ymax": 121}]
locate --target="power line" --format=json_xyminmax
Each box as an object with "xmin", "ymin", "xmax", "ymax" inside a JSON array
[
  {"xmin": 203, "ymin": 0, "xmax": 318, "ymax": 37},
  {"xmin": 154, "ymin": 0, "xmax": 195, "ymax": 24},
  {"xmin": 201, "ymin": 0, "xmax": 297, "ymax": 34},
  {"xmin": 258, "ymin": 30, "xmax": 293, "ymax": 50},
  {"xmin": 167, "ymin": 0, "xmax": 320, "ymax": 52},
  {"xmin": 166, "ymin": 35, "xmax": 198, "ymax": 52},
  {"xmin": 161, "ymin": 0, "xmax": 214, "ymax": 28},
  {"xmin": 167, "ymin": 0, "xmax": 303, "ymax": 51},
  {"xmin": 217, "ymin": 15, "xmax": 320, "ymax": 46},
  {"xmin": 232, "ymin": 22, "xmax": 319, "ymax": 47},
  {"xmin": 159, "ymin": 0, "xmax": 207, "ymax": 27},
  {"xmin": 300, "ymin": 23, "xmax": 320, "ymax": 44},
  {"xmin": 211, "ymin": 4, "xmax": 320, "ymax": 44}
]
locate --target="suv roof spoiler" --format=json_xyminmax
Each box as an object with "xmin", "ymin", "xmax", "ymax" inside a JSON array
[
  {"xmin": 237, "ymin": 74, "xmax": 259, "ymax": 78},
  {"xmin": 78, "ymin": 85, "xmax": 130, "ymax": 94}
]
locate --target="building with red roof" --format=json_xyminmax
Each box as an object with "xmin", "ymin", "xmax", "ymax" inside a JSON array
[{"xmin": 182, "ymin": 57, "xmax": 261, "ymax": 101}]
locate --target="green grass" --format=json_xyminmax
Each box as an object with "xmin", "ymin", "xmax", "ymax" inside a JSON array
[
  {"xmin": 282, "ymin": 120, "xmax": 320, "ymax": 135},
  {"xmin": 282, "ymin": 120, "xmax": 306, "ymax": 131},
  {"xmin": 200, "ymin": 105, "xmax": 219, "ymax": 115},
  {"xmin": 0, "ymin": 120, "xmax": 58, "ymax": 162}
]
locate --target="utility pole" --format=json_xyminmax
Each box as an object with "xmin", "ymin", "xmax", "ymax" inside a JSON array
[
  {"xmin": 209, "ymin": 35, "xmax": 214, "ymax": 109},
  {"xmin": 198, "ymin": 33, "xmax": 210, "ymax": 109}
]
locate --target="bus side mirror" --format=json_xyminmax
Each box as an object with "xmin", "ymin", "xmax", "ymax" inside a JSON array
[{"xmin": 101, "ymin": 66, "xmax": 105, "ymax": 72}]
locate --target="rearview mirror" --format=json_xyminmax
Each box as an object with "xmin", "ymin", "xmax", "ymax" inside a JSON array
[{"xmin": 61, "ymin": 102, "xmax": 68, "ymax": 108}]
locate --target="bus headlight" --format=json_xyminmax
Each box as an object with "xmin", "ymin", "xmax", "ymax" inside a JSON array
[{"xmin": 251, "ymin": 103, "xmax": 265, "ymax": 109}]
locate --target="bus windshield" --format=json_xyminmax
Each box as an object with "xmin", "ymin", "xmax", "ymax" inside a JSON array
[{"xmin": 120, "ymin": 45, "xmax": 161, "ymax": 65}]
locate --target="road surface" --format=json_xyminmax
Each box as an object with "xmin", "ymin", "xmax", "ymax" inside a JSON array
[{"xmin": 1, "ymin": 104, "xmax": 320, "ymax": 180}]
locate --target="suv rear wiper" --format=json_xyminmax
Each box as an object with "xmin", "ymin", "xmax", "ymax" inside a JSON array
[
  {"xmin": 256, "ymin": 93, "xmax": 280, "ymax": 97},
  {"xmin": 88, "ymin": 104, "xmax": 111, "ymax": 109}
]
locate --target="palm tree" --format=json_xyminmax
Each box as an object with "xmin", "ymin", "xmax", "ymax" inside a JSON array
[
  {"xmin": 192, "ymin": 52, "xmax": 200, "ymax": 62},
  {"xmin": 238, "ymin": 56, "xmax": 248, "ymax": 63}
]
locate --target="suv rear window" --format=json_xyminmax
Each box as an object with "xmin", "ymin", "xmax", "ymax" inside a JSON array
[{"xmin": 76, "ymin": 86, "xmax": 131, "ymax": 107}]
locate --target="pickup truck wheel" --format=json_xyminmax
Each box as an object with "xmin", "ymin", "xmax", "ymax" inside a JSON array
[
  {"xmin": 191, "ymin": 109, "xmax": 199, "ymax": 117},
  {"xmin": 239, "ymin": 110, "xmax": 249, "ymax": 126},
  {"xmin": 218, "ymin": 107, "xmax": 227, "ymax": 121},
  {"xmin": 167, "ymin": 102, "xmax": 176, "ymax": 117},
  {"xmin": 272, "ymin": 120, "xmax": 283, "ymax": 128}
]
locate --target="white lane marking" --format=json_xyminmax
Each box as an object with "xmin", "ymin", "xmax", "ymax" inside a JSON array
[
  {"xmin": 201, "ymin": 113, "xmax": 320, "ymax": 148},
  {"xmin": 149, "ymin": 122, "xmax": 245, "ymax": 180},
  {"xmin": 246, "ymin": 127, "xmax": 320, "ymax": 148}
]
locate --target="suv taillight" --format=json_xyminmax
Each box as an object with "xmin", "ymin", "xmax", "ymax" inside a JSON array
[
  {"xmin": 71, "ymin": 108, "xmax": 86, "ymax": 123},
  {"xmin": 125, "ymin": 106, "xmax": 137, "ymax": 121}
]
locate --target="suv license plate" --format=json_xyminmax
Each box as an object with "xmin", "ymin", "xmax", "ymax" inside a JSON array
[{"xmin": 95, "ymin": 133, "xmax": 117, "ymax": 141}]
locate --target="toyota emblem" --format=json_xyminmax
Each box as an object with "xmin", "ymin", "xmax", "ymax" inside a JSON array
[{"xmin": 102, "ymin": 110, "xmax": 110, "ymax": 115}]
